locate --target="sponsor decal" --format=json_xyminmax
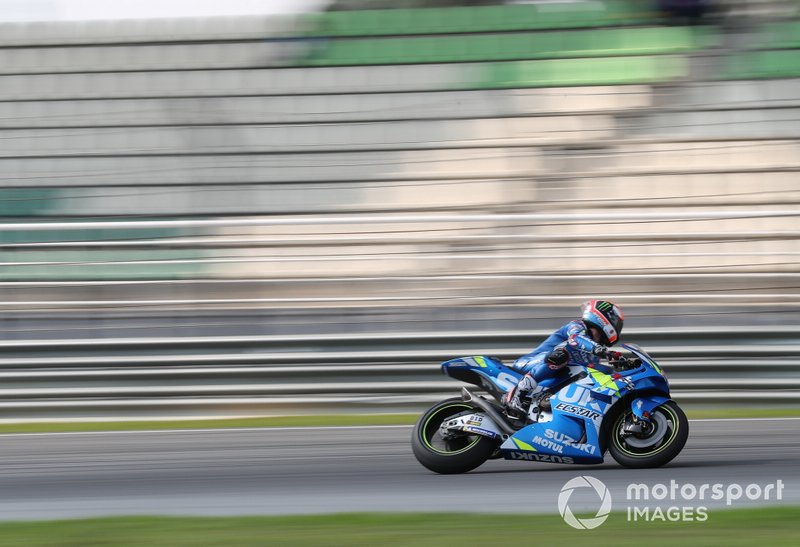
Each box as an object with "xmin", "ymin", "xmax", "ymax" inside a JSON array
[
  {"xmin": 570, "ymin": 442, "xmax": 597, "ymax": 454},
  {"xmin": 617, "ymin": 376, "xmax": 634, "ymax": 390},
  {"xmin": 465, "ymin": 426, "xmax": 497, "ymax": 438},
  {"xmin": 510, "ymin": 452, "xmax": 575, "ymax": 463},
  {"xmin": 559, "ymin": 384, "xmax": 609, "ymax": 413},
  {"xmin": 544, "ymin": 429, "xmax": 574, "ymax": 442},
  {"xmin": 596, "ymin": 301, "xmax": 613, "ymax": 312},
  {"xmin": 555, "ymin": 403, "xmax": 602, "ymax": 421},
  {"xmin": 533, "ymin": 435, "xmax": 564, "ymax": 454},
  {"xmin": 544, "ymin": 429, "xmax": 597, "ymax": 455}
]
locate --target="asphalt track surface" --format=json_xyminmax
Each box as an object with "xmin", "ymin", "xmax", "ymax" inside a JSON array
[{"xmin": 0, "ymin": 418, "xmax": 797, "ymax": 521}]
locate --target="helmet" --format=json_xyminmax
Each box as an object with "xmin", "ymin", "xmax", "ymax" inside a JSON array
[{"xmin": 581, "ymin": 300, "xmax": 624, "ymax": 345}]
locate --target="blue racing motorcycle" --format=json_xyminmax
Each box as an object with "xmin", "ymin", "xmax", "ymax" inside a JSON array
[{"xmin": 412, "ymin": 344, "xmax": 688, "ymax": 474}]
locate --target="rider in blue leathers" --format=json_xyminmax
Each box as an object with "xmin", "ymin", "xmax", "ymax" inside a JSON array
[{"xmin": 503, "ymin": 300, "xmax": 625, "ymax": 416}]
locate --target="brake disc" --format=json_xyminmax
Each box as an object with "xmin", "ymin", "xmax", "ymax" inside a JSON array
[{"xmin": 623, "ymin": 411, "xmax": 669, "ymax": 449}]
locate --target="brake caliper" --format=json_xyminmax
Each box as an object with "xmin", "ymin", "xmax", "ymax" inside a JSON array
[{"xmin": 621, "ymin": 414, "xmax": 652, "ymax": 437}]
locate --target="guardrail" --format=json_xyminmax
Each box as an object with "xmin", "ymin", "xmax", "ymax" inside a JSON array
[
  {"xmin": 0, "ymin": 328, "xmax": 796, "ymax": 421},
  {"xmin": 2, "ymin": 210, "xmax": 800, "ymax": 230},
  {"xmin": 0, "ymin": 272, "xmax": 800, "ymax": 314},
  {"xmin": 3, "ymin": 210, "xmax": 796, "ymax": 299}
]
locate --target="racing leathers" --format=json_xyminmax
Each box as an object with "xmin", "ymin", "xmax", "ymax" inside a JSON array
[{"xmin": 503, "ymin": 320, "xmax": 621, "ymax": 416}]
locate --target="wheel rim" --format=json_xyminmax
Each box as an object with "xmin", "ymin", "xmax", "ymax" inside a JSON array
[
  {"xmin": 612, "ymin": 405, "xmax": 680, "ymax": 458},
  {"xmin": 420, "ymin": 403, "xmax": 481, "ymax": 455},
  {"xmin": 624, "ymin": 412, "xmax": 669, "ymax": 449}
]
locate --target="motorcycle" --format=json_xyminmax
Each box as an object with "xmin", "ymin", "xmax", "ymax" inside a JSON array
[{"xmin": 411, "ymin": 344, "xmax": 688, "ymax": 474}]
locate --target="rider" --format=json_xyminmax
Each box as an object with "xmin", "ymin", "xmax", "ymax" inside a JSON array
[{"xmin": 503, "ymin": 300, "xmax": 625, "ymax": 417}]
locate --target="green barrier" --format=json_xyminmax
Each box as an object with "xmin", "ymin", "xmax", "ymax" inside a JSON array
[
  {"xmin": 0, "ymin": 188, "xmax": 59, "ymax": 217},
  {"xmin": 304, "ymin": 26, "xmax": 717, "ymax": 66},
  {"xmin": 758, "ymin": 21, "xmax": 800, "ymax": 48},
  {"xmin": 723, "ymin": 50, "xmax": 800, "ymax": 79},
  {"xmin": 309, "ymin": 1, "xmax": 657, "ymax": 37},
  {"xmin": 0, "ymin": 248, "xmax": 206, "ymax": 280},
  {"xmin": 474, "ymin": 55, "xmax": 688, "ymax": 88},
  {"xmin": 0, "ymin": 225, "xmax": 180, "ymax": 244},
  {"xmin": 0, "ymin": 216, "xmax": 206, "ymax": 280}
]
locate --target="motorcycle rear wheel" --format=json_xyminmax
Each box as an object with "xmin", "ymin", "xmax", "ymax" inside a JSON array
[{"xmin": 411, "ymin": 398, "xmax": 498, "ymax": 474}]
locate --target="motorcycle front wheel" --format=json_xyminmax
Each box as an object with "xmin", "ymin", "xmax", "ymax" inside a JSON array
[
  {"xmin": 411, "ymin": 397, "xmax": 498, "ymax": 474},
  {"xmin": 608, "ymin": 400, "xmax": 689, "ymax": 468}
]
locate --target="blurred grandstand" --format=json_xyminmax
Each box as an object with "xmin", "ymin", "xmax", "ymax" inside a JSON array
[{"xmin": 0, "ymin": 0, "xmax": 798, "ymax": 419}]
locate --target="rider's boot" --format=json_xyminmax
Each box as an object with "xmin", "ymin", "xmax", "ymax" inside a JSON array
[{"xmin": 503, "ymin": 374, "xmax": 543, "ymax": 419}]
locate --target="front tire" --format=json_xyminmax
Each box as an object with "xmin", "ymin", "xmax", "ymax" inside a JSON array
[
  {"xmin": 608, "ymin": 400, "xmax": 689, "ymax": 468},
  {"xmin": 411, "ymin": 398, "xmax": 498, "ymax": 474}
]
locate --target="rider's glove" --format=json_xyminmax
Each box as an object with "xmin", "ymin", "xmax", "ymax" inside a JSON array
[
  {"xmin": 592, "ymin": 345, "xmax": 610, "ymax": 357},
  {"xmin": 545, "ymin": 347, "xmax": 569, "ymax": 370},
  {"xmin": 592, "ymin": 345, "xmax": 622, "ymax": 359}
]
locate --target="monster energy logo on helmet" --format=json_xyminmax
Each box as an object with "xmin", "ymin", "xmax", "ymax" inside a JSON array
[{"xmin": 582, "ymin": 300, "xmax": 624, "ymax": 345}]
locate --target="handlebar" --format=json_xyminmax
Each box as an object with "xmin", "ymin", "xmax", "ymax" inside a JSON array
[{"xmin": 609, "ymin": 356, "xmax": 641, "ymax": 371}]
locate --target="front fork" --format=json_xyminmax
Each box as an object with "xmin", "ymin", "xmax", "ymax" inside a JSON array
[{"xmin": 622, "ymin": 395, "xmax": 670, "ymax": 436}]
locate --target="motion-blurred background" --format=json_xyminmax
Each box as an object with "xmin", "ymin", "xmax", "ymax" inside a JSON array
[{"xmin": 0, "ymin": 0, "xmax": 798, "ymax": 422}]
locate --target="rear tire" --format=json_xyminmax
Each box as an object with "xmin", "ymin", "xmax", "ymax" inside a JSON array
[
  {"xmin": 608, "ymin": 401, "xmax": 688, "ymax": 468},
  {"xmin": 411, "ymin": 398, "xmax": 498, "ymax": 474}
]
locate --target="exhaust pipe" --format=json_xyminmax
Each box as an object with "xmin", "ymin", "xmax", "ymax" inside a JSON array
[{"xmin": 461, "ymin": 387, "xmax": 516, "ymax": 436}]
